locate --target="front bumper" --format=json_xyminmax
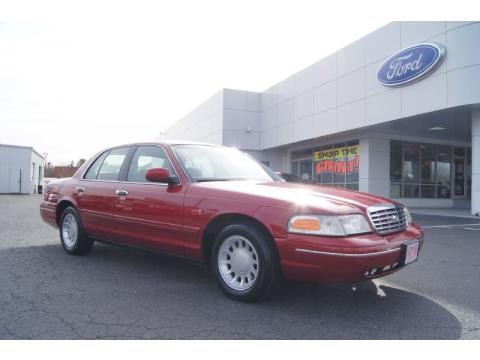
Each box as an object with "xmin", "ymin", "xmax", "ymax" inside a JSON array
[{"xmin": 276, "ymin": 224, "xmax": 424, "ymax": 283}]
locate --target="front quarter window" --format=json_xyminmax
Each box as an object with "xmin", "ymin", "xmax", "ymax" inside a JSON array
[{"xmin": 172, "ymin": 145, "xmax": 279, "ymax": 182}]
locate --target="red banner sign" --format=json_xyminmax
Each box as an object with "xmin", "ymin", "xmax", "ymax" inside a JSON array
[{"xmin": 315, "ymin": 155, "xmax": 360, "ymax": 175}]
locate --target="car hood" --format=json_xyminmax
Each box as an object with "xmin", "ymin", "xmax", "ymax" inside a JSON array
[{"xmin": 190, "ymin": 180, "xmax": 399, "ymax": 215}]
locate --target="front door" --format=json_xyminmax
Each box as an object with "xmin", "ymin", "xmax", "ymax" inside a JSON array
[{"xmin": 112, "ymin": 145, "xmax": 186, "ymax": 256}]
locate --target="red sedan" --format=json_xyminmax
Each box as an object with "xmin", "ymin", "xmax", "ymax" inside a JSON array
[{"xmin": 40, "ymin": 142, "xmax": 424, "ymax": 301}]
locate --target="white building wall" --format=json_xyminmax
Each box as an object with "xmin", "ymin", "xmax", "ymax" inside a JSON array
[
  {"xmin": 0, "ymin": 146, "xmax": 33, "ymax": 194},
  {"xmin": 31, "ymin": 151, "xmax": 44, "ymax": 194},
  {"xmin": 156, "ymin": 90, "xmax": 224, "ymax": 144},
  {"xmin": 258, "ymin": 21, "xmax": 480, "ymax": 150},
  {"xmin": 222, "ymin": 89, "xmax": 261, "ymax": 150},
  {"xmin": 358, "ymin": 137, "xmax": 390, "ymax": 198}
]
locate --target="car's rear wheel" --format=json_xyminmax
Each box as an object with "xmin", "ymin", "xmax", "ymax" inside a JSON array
[
  {"xmin": 211, "ymin": 223, "xmax": 281, "ymax": 302},
  {"xmin": 59, "ymin": 207, "xmax": 93, "ymax": 255}
]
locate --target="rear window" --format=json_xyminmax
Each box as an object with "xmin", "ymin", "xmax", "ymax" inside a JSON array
[{"xmin": 96, "ymin": 147, "xmax": 129, "ymax": 181}]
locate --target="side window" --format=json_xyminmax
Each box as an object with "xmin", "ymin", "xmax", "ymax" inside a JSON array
[
  {"xmin": 127, "ymin": 145, "xmax": 174, "ymax": 183},
  {"xmin": 84, "ymin": 151, "xmax": 109, "ymax": 180},
  {"xmin": 96, "ymin": 147, "xmax": 129, "ymax": 181}
]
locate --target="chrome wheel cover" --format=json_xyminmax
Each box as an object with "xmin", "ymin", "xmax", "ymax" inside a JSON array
[
  {"xmin": 218, "ymin": 235, "xmax": 259, "ymax": 291},
  {"xmin": 61, "ymin": 213, "xmax": 78, "ymax": 249}
]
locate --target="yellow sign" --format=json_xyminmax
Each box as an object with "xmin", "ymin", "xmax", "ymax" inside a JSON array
[{"xmin": 313, "ymin": 145, "xmax": 359, "ymax": 161}]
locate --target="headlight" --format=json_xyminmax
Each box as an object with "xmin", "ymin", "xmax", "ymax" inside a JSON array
[
  {"xmin": 403, "ymin": 206, "xmax": 413, "ymax": 225},
  {"xmin": 288, "ymin": 214, "xmax": 371, "ymax": 236}
]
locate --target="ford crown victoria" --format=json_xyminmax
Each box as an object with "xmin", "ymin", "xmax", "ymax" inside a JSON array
[{"xmin": 40, "ymin": 142, "xmax": 424, "ymax": 301}]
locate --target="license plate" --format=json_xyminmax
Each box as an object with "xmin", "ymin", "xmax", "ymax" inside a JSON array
[{"xmin": 404, "ymin": 241, "xmax": 419, "ymax": 265}]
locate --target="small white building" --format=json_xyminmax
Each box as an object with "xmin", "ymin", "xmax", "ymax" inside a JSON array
[{"xmin": 0, "ymin": 144, "xmax": 45, "ymax": 194}]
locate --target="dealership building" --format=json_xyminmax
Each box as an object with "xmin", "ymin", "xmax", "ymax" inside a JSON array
[{"xmin": 157, "ymin": 21, "xmax": 480, "ymax": 215}]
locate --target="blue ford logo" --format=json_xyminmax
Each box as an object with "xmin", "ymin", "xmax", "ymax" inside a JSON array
[{"xmin": 377, "ymin": 43, "xmax": 445, "ymax": 87}]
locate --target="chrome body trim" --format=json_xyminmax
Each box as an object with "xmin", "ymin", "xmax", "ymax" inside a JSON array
[{"xmin": 295, "ymin": 247, "xmax": 402, "ymax": 257}]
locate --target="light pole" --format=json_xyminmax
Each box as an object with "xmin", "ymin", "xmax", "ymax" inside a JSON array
[{"xmin": 43, "ymin": 152, "xmax": 48, "ymax": 180}]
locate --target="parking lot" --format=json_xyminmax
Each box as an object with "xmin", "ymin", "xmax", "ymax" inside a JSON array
[{"xmin": 0, "ymin": 195, "xmax": 479, "ymax": 339}]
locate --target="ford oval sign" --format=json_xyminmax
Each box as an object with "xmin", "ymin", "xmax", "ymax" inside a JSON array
[{"xmin": 377, "ymin": 43, "xmax": 445, "ymax": 87}]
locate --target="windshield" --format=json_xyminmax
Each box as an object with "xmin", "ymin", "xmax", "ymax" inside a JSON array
[{"xmin": 172, "ymin": 144, "xmax": 281, "ymax": 182}]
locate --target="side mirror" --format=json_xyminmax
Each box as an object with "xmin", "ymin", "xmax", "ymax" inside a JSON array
[{"xmin": 145, "ymin": 168, "xmax": 179, "ymax": 185}]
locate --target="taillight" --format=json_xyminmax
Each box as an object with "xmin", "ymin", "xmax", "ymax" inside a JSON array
[
  {"xmin": 48, "ymin": 193, "xmax": 59, "ymax": 203},
  {"xmin": 43, "ymin": 186, "xmax": 58, "ymax": 203}
]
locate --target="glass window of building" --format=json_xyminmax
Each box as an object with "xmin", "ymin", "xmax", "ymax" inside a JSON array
[
  {"xmin": 345, "ymin": 140, "xmax": 359, "ymax": 188},
  {"xmin": 291, "ymin": 140, "xmax": 359, "ymax": 190},
  {"xmin": 436, "ymin": 145, "xmax": 451, "ymax": 199},
  {"xmin": 311, "ymin": 140, "xmax": 359, "ymax": 190},
  {"xmin": 299, "ymin": 159, "xmax": 313, "ymax": 182},
  {"xmin": 291, "ymin": 161, "xmax": 298, "ymax": 179},
  {"xmin": 420, "ymin": 143, "xmax": 436, "ymax": 198},
  {"xmin": 333, "ymin": 142, "xmax": 346, "ymax": 188},
  {"xmin": 403, "ymin": 142, "xmax": 420, "ymax": 186},
  {"xmin": 466, "ymin": 147, "xmax": 472, "ymax": 200},
  {"xmin": 390, "ymin": 140, "xmax": 403, "ymax": 198},
  {"xmin": 390, "ymin": 140, "xmax": 470, "ymax": 200}
]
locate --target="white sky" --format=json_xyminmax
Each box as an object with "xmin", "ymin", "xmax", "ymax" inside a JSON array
[{"xmin": 0, "ymin": 0, "xmax": 477, "ymax": 165}]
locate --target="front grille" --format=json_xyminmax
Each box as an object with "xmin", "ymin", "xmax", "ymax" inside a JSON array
[{"xmin": 367, "ymin": 204, "xmax": 407, "ymax": 234}]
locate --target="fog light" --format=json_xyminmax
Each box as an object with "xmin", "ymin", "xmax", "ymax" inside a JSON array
[
  {"xmin": 364, "ymin": 270, "xmax": 370, "ymax": 276},
  {"xmin": 370, "ymin": 268, "xmax": 377, "ymax": 275},
  {"xmin": 383, "ymin": 265, "xmax": 392, "ymax": 271}
]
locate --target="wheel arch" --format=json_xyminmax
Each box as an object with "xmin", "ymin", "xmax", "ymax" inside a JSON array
[
  {"xmin": 55, "ymin": 199, "xmax": 77, "ymax": 225},
  {"xmin": 202, "ymin": 213, "xmax": 278, "ymax": 264}
]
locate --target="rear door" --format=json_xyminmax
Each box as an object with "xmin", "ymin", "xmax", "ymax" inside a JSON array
[
  {"xmin": 75, "ymin": 146, "xmax": 131, "ymax": 241},
  {"xmin": 111, "ymin": 145, "xmax": 186, "ymax": 256}
]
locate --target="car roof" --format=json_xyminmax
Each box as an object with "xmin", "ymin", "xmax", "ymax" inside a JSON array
[{"xmin": 107, "ymin": 140, "xmax": 223, "ymax": 149}]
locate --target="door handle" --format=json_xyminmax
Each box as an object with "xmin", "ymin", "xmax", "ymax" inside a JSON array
[
  {"xmin": 76, "ymin": 186, "xmax": 85, "ymax": 193},
  {"xmin": 115, "ymin": 189, "xmax": 128, "ymax": 196}
]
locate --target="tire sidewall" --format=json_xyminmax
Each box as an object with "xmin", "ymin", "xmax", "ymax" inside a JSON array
[
  {"xmin": 211, "ymin": 223, "xmax": 277, "ymax": 301},
  {"xmin": 59, "ymin": 207, "xmax": 82, "ymax": 254}
]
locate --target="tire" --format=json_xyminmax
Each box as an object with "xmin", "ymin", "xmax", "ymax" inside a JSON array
[
  {"xmin": 59, "ymin": 206, "xmax": 93, "ymax": 255},
  {"xmin": 211, "ymin": 222, "xmax": 282, "ymax": 302}
]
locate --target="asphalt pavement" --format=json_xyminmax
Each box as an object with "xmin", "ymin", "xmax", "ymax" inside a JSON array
[{"xmin": 0, "ymin": 195, "xmax": 479, "ymax": 339}]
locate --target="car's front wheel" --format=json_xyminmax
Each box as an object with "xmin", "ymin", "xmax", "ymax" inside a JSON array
[
  {"xmin": 211, "ymin": 223, "xmax": 281, "ymax": 302},
  {"xmin": 59, "ymin": 206, "xmax": 93, "ymax": 255}
]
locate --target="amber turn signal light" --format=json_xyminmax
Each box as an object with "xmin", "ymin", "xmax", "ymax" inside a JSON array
[{"xmin": 289, "ymin": 217, "xmax": 321, "ymax": 232}]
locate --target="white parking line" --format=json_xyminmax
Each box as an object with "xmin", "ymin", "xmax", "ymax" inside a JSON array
[
  {"xmin": 462, "ymin": 227, "xmax": 480, "ymax": 231},
  {"xmin": 422, "ymin": 223, "xmax": 480, "ymax": 229}
]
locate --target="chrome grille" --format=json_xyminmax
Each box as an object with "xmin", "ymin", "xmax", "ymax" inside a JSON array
[{"xmin": 366, "ymin": 204, "xmax": 407, "ymax": 234}]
